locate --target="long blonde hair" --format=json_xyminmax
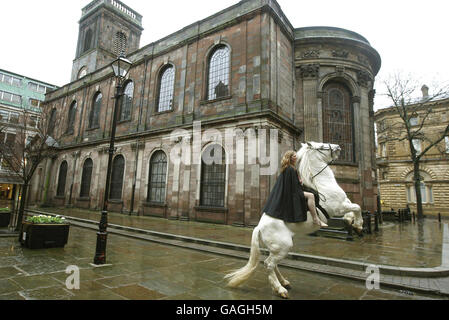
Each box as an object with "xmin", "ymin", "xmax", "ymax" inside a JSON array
[{"xmin": 281, "ymin": 150, "xmax": 297, "ymax": 172}]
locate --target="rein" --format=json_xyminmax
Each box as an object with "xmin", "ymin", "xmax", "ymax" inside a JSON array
[{"xmin": 311, "ymin": 144, "xmax": 334, "ymax": 180}]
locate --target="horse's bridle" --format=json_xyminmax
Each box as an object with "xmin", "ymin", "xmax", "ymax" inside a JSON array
[{"xmin": 309, "ymin": 144, "xmax": 338, "ymax": 180}]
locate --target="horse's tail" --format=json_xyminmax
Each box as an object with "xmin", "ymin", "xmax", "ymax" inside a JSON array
[{"xmin": 224, "ymin": 225, "xmax": 261, "ymax": 288}]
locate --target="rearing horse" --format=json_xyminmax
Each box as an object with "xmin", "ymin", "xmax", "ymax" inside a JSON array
[{"xmin": 224, "ymin": 142, "xmax": 363, "ymax": 299}]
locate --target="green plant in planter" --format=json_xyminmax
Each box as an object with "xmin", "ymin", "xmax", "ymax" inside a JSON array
[
  {"xmin": 26, "ymin": 215, "xmax": 67, "ymax": 224},
  {"xmin": 0, "ymin": 207, "xmax": 11, "ymax": 212}
]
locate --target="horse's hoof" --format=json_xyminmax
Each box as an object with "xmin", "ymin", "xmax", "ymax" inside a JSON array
[
  {"xmin": 279, "ymin": 291, "xmax": 289, "ymax": 299},
  {"xmin": 283, "ymin": 282, "xmax": 292, "ymax": 290}
]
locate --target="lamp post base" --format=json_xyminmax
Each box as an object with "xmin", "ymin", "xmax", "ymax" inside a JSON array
[{"xmin": 93, "ymin": 210, "xmax": 108, "ymax": 265}]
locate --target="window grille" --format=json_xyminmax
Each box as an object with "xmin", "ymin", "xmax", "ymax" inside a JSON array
[
  {"xmin": 207, "ymin": 46, "xmax": 230, "ymax": 100},
  {"xmin": 200, "ymin": 145, "xmax": 226, "ymax": 207},
  {"xmin": 119, "ymin": 81, "xmax": 133, "ymax": 121},
  {"xmin": 80, "ymin": 159, "xmax": 93, "ymax": 198},
  {"xmin": 67, "ymin": 101, "xmax": 77, "ymax": 134},
  {"xmin": 323, "ymin": 83, "xmax": 354, "ymax": 162},
  {"xmin": 109, "ymin": 155, "xmax": 125, "ymax": 200},
  {"xmin": 114, "ymin": 32, "xmax": 128, "ymax": 56},
  {"xmin": 57, "ymin": 161, "xmax": 68, "ymax": 197},
  {"xmin": 89, "ymin": 92, "xmax": 102, "ymax": 128},
  {"xmin": 157, "ymin": 66, "xmax": 175, "ymax": 112},
  {"xmin": 147, "ymin": 151, "xmax": 167, "ymax": 203}
]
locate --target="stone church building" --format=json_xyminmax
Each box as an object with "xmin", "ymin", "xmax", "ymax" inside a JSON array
[{"xmin": 28, "ymin": 0, "xmax": 381, "ymax": 226}]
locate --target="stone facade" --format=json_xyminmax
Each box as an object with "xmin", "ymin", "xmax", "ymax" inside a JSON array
[
  {"xmin": 28, "ymin": 0, "xmax": 381, "ymax": 226},
  {"xmin": 375, "ymin": 94, "xmax": 449, "ymax": 217}
]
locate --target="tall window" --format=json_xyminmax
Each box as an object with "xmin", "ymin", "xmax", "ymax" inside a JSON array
[
  {"xmin": 147, "ymin": 151, "xmax": 167, "ymax": 203},
  {"xmin": 207, "ymin": 45, "xmax": 230, "ymax": 100},
  {"xmin": 48, "ymin": 108, "xmax": 57, "ymax": 136},
  {"xmin": 323, "ymin": 82, "xmax": 354, "ymax": 162},
  {"xmin": 109, "ymin": 155, "xmax": 125, "ymax": 200},
  {"xmin": 445, "ymin": 136, "xmax": 449, "ymax": 154},
  {"xmin": 57, "ymin": 161, "xmax": 68, "ymax": 197},
  {"xmin": 83, "ymin": 29, "xmax": 93, "ymax": 53},
  {"xmin": 200, "ymin": 144, "xmax": 226, "ymax": 207},
  {"xmin": 406, "ymin": 172, "xmax": 433, "ymax": 204},
  {"xmin": 67, "ymin": 101, "xmax": 77, "ymax": 134},
  {"xmin": 89, "ymin": 92, "xmax": 102, "ymax": 129},
  {"xmin": 157, "ymin": 66, "xmax": 175, "ymax": 112},
  {"xmin": 119, "ymin": 81, "xmax": 133, "ymax": 121},
  {"xmin": 80, "ymin": 159, "xmax": 93, "ymax": 198}
]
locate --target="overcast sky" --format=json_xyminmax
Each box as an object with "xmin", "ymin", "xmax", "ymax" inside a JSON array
[{"xmin": 1, "ymin": 0, "xmax": 448, "ymax": 110}]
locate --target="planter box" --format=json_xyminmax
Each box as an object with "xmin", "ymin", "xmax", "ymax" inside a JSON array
[
  {"xmin": 20, "ymin": 222, "xmax": 70, "ymax": 249},
  {"xmin": 0, "ymin": 212, "xmax": 11, "ymax": 228}
]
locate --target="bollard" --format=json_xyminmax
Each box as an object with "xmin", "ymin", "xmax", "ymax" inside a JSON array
[
  {"xmin": 438, "ymin": 213, "xmax": 441, "ymax": 223},
  {"xmin": 374, "ymin": 212, "xmax": 379, "ymax": 232},
  {"xmin": 412, "ymin": 211, "xmax": 416, "ymax": 223}
]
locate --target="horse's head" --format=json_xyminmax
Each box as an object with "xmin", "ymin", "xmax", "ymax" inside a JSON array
[{"xmin": 300, "ymin": 142, "xmax": 341, "ymax": 164}]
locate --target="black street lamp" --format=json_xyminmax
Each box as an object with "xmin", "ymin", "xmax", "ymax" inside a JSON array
[{"xmin": 93, "ymin": 55, "xmax": 132, "ymax": 265}]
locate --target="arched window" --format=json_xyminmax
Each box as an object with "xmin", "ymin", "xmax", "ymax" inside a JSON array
[
  {"xmin": 157, "ymin": 66, "xmax": 175, "ymax": 113},
  {"xmin": 78, "ymin": 67, "xmax": 87, "ymax": 79},
  {"xmin": 67, "ymin": 101, "xmax": 77, "ymax": 134},
  {"xmin": 48, "ymin": 108, "xmax": 57, "ymax": 136},
  {"xmin": 207, "ymin": 45, "xmax": 230, "ymax": 100},
  {"xmin": 200, "ymin": 144, "xmax": 226, "ymax": 207},
  {"xmin": 406, "ymin": 172, "xmax": 433, "ymax": 204},
  {"xmin": 147, "ymin": 151, "xmax": 167, "ymax": 203},
  {"xmin": 119, "ymin": 81, "xmax": 133, "ymax": 121},
  {"xmin": 109, "ymin": 155, "xmax": 125, "ymax": 200},
  {"xmin": 323, "ymin": 82, "xmax": 354, "ymax": 162},
  {"xmin": 57, "ymin": 161, "xmax": 68, "ymax": 197},
  {"xmin": 80, "ymin": 158, "xmax": 93, "ymax": 198},
  {"xmin": 83, "ymin": 29, "xmax": 93, "ymax": 53},
  {"xmin": 89, "ymin": 92, "xmax": 102, "ymax": 129}
]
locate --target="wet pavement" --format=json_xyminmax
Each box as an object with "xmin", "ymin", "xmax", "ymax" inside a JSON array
[
  {"xmin": 0, "ymin": 226, "xmax": 441, "ymax": 300},
  {"xmin": 39, "ymin": 207, "xmax": 444, "ymax": 268}
]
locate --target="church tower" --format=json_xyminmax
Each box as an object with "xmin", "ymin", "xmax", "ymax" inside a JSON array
[{"xmin": 71, "ymin": 0, "xmax": 143, "ymax": 82}]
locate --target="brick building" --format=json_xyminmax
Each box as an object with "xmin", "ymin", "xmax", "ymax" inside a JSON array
[
  {"xmin": 375, "ymin": 88, "xmax": 449, "ymax": 217},
  {"xmin": 29, "ymin": 0, "xmax": 381, "ymax": 226}
]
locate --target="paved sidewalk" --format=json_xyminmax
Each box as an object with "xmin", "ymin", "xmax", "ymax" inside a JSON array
[
  {"xmin": 22, "ymin": 207, "xmax": 449, "ymax": 297},
  {"xmin": 0, "ymin": 226, "xmax": 441, "ymax": 300}
]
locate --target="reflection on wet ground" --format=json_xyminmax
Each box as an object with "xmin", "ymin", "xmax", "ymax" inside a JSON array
[
  {"xmin": 41, "ymin": 208, "xmax": 444, "ymax": 268},
  {"xmin": 0, "ymin": 226, "xmax": 440, "ymax": 300}
]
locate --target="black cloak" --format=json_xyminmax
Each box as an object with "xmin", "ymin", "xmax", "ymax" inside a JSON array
[{"xmin": 262, "ymin": 166, "xmax": 308, "ymax": 223}]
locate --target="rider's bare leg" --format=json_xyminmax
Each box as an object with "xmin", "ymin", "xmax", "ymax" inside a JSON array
[{"xmin": 304, "ymin": 192, "xmax": 328, "ymax": 227}]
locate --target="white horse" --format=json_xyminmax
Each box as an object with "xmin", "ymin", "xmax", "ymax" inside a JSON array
[{"xmin": 224, "ymin": 142, "xmax": 363, "ymax": 299}]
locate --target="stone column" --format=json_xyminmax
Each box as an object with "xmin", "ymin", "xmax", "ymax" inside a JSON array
[{"xmin": 299, "ymin": 64, "xmax": 320, "ymax": 142}]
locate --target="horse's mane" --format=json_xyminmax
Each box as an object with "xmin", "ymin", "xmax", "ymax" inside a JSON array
[{"xmin": 296, "ymin": 144, "xmax": 317, "ymax": 190}]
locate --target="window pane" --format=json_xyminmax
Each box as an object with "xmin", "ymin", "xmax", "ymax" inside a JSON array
[
  {"xmin": 158, "ymin": 67, "xmax": 175, "ymax": 112},
  {"xmin": 80, "ymin": 159, "xmax": 93, "ymax": 198},
  {"xmin": 148, "ymin": 151, "xmax": 167, "ymax": 203},
  {"xmin": 445, "ymin": 136, "xmax": 449, "ymax": 153},
  {"xmin": 200, "ymin": 145, "xmax": 226, "ymax": 207},
  {"xmin": 90, "ymin": 93, "xmax": 102, "ymax": 128},
  {"xmin": 120, "ymin": 82, "xmax": 133, "ymax": 121},
  {"xmin": 110, "ymin": 155, "xmax": 125, "ymax": 200},
  {"xmin": 57, "ymin": 161, "xmax": 68, "ymax": 197},
  {"xmin": 67, "ymin": 101, "xmax": 77, "ymax": 133},
  {"xmin": 420, "ymin": 183, "xmax": 427, "ymax": 203},
  {"xmin": 323, "ymin": 84, "xmax": 354, "ymax": 162},
  {"xmin": 208, "ymin": 46, "xmax": 230, "ymax": 100}
]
